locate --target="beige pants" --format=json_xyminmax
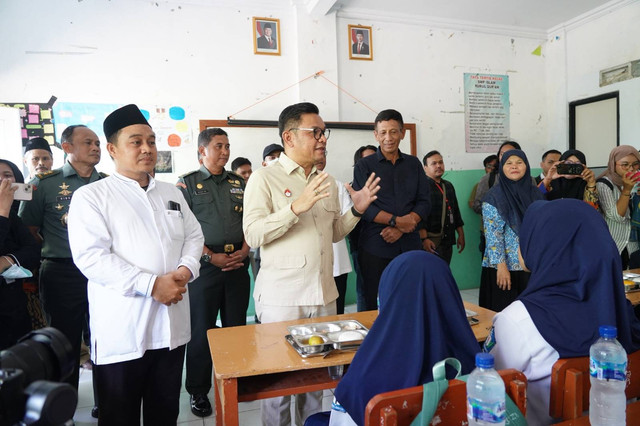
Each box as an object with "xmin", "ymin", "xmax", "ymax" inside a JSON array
[{"xmin": 256, "ymin": 300, "xmax": 337, "ymax": 426}]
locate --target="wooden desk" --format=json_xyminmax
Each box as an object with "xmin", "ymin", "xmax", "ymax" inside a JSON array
[
  {"xmin": 208, "ymin": 302, "xmax": 494, "ymax": 426},
  {"xmin": 623, "ymin": 268, "xmax": 640, "ymax": 305}
]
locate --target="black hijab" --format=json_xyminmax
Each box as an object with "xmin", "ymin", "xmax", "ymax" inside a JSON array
[
  {"xmin": 0, "ymin": 159, "xmax": 25, "ymax": 213},
  {"xmin": 548, "ymin": 150, "xmax": 587, "ymax": 201},
  {"xmin": 483, "ymin": 149, "xmax": 543, "ymax": 233}
]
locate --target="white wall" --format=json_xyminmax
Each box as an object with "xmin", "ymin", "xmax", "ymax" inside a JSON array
[
  {"xmin": 564, "ymin": 1, "xmax": 640, "ymax": 151},
  {"xmin": 1, "ymin": 0, "xmax": 638, "ymax": 181},
  {"xmin": 335, "ymin": 16, "xmax": 549, "ymax": 168}
]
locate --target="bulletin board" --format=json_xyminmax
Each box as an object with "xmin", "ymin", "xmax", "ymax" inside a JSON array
[{"xmin": 569, "ymin": 92, "xmax": 619, "ymax": 168}]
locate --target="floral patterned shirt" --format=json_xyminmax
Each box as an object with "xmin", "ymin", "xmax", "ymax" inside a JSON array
[{"xmin": 481, "ymin": 202, "xmax": 523, "ymax": 271}]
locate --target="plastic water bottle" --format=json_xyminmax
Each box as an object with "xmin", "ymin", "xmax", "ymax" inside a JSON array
[
  {"xmin": 589, "ymin": 325, "xmax": 627, "ymax": 425},
  {"xmin": 467, "ymin": 353, "xmax": 506, "ymax": 425}
]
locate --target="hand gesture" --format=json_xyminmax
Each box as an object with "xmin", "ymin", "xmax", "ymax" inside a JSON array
[
  {"xmin": 580, "ymin": 166, "xmax": 596, "ymax": 187},
  {"xmin": 380, "ymin": 226, "xmax": 402, "ymax": 244},
  {"xmin": 457, "ymin": 234, "xmax": 465, "ymax": 253},
  {"xmin": 291, "ymin": 171, "xmax": 331, "ymax": 215},
  {"xmin": 496, "ymin": 263, "xmax": 511, "ymax": 291},
  {"xmin": 152, "ymin": 267, "xmax": 191, "ymax": 306},
  {"xmin": 346, "ymin": 172, "xmax": 381, "ymax": 214},
  {"xmin": 422, "ymin": 238, "xmax": 436, "ymax": 253},
  {"xmin": 0, "ymin": 179, "xmax": 17, "ymax": 218}
]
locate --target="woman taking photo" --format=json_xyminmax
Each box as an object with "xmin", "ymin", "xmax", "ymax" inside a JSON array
[
  {"xmin": 542, "ymin": 149, "xmax": 599, "ymax": 209},
  {"xmin": 0, "ymin": 159, "xmax": 39, "ymax": 349},
  {"xmin": 597, "ymin": 145, "xmax": 640, "ymax": 269},
  {"xmin": 480, "ymin": 149, "xmax": 542, "ymax": 311}
]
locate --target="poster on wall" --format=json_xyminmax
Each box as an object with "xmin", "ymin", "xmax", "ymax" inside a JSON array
[
  {"xmin": 253, "ymin": 17, "xmax": 281, "ymax": 56},
  {"xmin": 464, "ymin": 73, "xmax": 510, "ymax": 153},
  {"xmin": 0, "ymin": 102, "xmax": 56, "ymax": 147},
  {"xmin": 53, "ymin": 102, "xmax": 192, "ymax": 152},
  {"xmin": 140, "ymin": 105, "xmax": 192, "ymax": 151},
  {"xmin": 53, "ymin": 102, "xmax": 121, "ymax": 143},
  {"xmin": 348, "ymin": 24, "xmax": 373, "ymax": 61}
]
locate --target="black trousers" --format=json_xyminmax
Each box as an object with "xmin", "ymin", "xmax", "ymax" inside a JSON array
[
  {"xmin": 358, "ymin": 250, "xmax": 393, "ymax": 311},
  {"xmin": 479, "ymin": 267, "xmax": 530, "ymax": 312},
  {"xmin": 39, "ymin": 259, "xmax": 88, "ymax": 389},
  {"xmin": 185, "ymin": 260, "xmax": 250, "ymax": 395},
  {"xmin": 94, "ymin": 345, "xmax": 185, "ymax": 426},
  {"xmin": 334, "ymin": 273, "xmax": 348, "ymax": 315},
  {"xmin": 0, "ymin": 281, "xmax": 32, "ymax": 350}
]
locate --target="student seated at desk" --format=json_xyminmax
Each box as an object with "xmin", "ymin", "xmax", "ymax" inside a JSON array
[
  {"xmin": 488, "ymin": 198, "xmax": 640, "ymax": 425},
  {"xmin": 328, "ymin": 250, "xmax": 478, "ymax": 426}
]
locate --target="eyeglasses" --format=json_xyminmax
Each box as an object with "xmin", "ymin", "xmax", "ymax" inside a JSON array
[
  {"xmin": 617, "ymin": 161, "xmax": 640, "ymax": 170},
  {"xmin": 288, "ymin": 127, "xmax": 331, "ymax": 141}
]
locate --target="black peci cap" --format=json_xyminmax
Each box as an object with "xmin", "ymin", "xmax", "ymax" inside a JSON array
[
  {"xmin": 24, "ymin": 137, "xmax": 52, "ymax": 154},
  {"xmin": 103, "ymin": 104, "xmax": 151, "ymax": 141}
]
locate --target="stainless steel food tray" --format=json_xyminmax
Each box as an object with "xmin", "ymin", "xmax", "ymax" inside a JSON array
[{"xmin": 285, "ymin": 320, "xmax": 369, "ymax": 356}]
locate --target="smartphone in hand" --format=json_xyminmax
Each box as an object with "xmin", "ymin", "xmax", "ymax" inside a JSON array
[{"xmin": 11, "ymin": 183, "xmax": 33, "ymax": 201}]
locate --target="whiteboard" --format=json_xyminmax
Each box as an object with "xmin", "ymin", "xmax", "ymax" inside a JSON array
[{"xmin": 571, "ymin": 93, "xmax": 618, "ymax": 168}]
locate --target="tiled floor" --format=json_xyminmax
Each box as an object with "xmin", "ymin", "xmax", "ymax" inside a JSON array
[{"xmin": 73, "ymin": 288, "xmax": 479, "ymax": 426}]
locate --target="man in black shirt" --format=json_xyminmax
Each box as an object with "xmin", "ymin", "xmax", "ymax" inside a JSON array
[
  {"xmin": 420, "ymin": 150, "xmax": 465, "ymax": 265},
  {"xmin": 352, "ymin": 109, "xmax": 430, "ymax": 310}
]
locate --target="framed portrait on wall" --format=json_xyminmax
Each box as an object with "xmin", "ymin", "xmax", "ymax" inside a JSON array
[
  {"xmin": 253, "ymin": 17, "xmax": 281, "ymax": 56},
  {"xmin": 155, "ymin": 151, "xmax": 173, "ymax": 173},
  {"xmin": 348, "ymin": 24, "xmax": 373, "ymax": 61}
]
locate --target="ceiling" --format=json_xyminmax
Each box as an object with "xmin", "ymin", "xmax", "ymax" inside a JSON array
[{"xmin": 327, "ymin": 0, "xmax": 616, "ymax": 32}]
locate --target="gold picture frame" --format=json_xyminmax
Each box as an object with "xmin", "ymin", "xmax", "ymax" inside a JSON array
[
  {"xmin": 348, "ymin": 24, "xmax": 373, "ymax": 61},
  {"xmin": 253, "ymin": 17, "xmax": 281, "ymax": 56}
]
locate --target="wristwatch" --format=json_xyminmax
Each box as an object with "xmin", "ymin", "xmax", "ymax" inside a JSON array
[
  {"xmin": 389, "ymin": 215, "xmax": 397, "ymax": 227},
  {"xmin": 200, "ymin": 253, "xmax": 212, "ymax": 263}
]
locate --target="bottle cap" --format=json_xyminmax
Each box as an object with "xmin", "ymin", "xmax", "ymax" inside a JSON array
[
  {"xmin": 599, "ymin": 325, "xmax": 617, "ymax": 339},
  {"xmin": 475, "ymin": 352, "xmax": 494, "ymax": 369}
]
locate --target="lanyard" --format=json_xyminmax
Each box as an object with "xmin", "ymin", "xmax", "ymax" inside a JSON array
[{"xmin": 434, "ymin": 182, "xmax": 452, "ymax": 212}]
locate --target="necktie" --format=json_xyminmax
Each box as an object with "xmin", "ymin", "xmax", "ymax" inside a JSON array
[{"xmin": 357, "ymin": 43, "xmax": 361, "ymax": 54}]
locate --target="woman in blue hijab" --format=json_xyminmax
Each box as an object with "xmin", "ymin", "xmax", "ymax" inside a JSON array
[
  {"xmin": 489, "ymin": 199, "xmax": 640, "ymax": 424},
  {"xmin": 480, "ymin": 149, "xmax": 543, "ymax": 311},
  {"xmin": 329, "ymin": 251, "xmax": 478, "ymax": 426}
]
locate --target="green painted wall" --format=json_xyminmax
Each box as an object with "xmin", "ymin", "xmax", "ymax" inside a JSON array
[{"xmin": 244, "ymin": 167, "xmax": 543, "ymax": 316}]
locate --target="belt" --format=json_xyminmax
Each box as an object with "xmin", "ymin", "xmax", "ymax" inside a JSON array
[
  {"xmin": 43, "ymin": 257, "xmax": 75, "ymax": 264},
  {"xmin": 207, "ymin": 242, "xmax": 243, "ymax": 254}
]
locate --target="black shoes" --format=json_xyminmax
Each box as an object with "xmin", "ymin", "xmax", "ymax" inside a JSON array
[
  {"xmin": 91, "ymin": 406, "xmax": 99, "ymax": 418},
  {"xmin": 190, "ymin": 393, "xmax": 212, "ymax": 417}
]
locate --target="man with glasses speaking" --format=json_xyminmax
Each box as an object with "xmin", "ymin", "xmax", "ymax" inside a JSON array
[{"xmin": 243, "ymin": 102, "xmax": 380, "ymax": 425}]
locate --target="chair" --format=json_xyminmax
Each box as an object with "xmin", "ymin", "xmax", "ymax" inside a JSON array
[
  {"xmin": 550, "ymin": 349, "xmax": 640, "ymax": 421},
  {"xmin": 364, "ymin": 369, "xmax": 527, "ymax": 426}
]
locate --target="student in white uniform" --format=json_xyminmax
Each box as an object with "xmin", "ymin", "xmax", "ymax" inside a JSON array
[
  {"xmin": 68, "ymin": 104, "xmax": 204, "ymax": 425},
  {"xmin": 487, "ymin": 198, "xmax": 640, "ymax": 424}
]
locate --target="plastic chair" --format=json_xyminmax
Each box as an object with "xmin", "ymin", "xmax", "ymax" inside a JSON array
[
  {"xmin": 364, "ymin": 369, "xmax": 527, "ymax": 426},
  {"xmin": 550, "ymin": 349, "xmax": 640, "ymax": 421}
]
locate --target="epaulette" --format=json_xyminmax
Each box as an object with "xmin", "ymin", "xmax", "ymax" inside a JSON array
[
  {"xmin": 227, "ymin": 170, "xmax": 244, "ymax": 181},
  {"xmin": 36, "ymin": 169, "xmax": 60, "ymax": 180},
  {"xmin": 226, "ymin": 171, "xmax": 245, "ymax": 187},
  {"xmin": 99, "ymin": 172, "xmax": 109, "ymax": 178},
  {"xmin": 179, "ymin": 170, "xmax": 199, "ymax": 179}
]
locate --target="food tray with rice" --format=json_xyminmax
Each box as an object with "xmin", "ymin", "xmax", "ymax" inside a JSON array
[{"xmin": 285, "ymin": 320, "xmax": 369, "ymax": 358}]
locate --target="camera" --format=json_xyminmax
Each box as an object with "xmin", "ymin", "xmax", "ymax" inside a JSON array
[
  {"xmin": 556, "ymin": 163, "xmax": 584, "ymax": 176},
  {"xmin": 0, "ymin": 328, "xmax": 77, "ymax": 426}
]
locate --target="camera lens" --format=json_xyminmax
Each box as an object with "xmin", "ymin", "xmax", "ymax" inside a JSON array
[{"xmin": 0, "ymin": 328, "xmax": 74, "ymax": 384}]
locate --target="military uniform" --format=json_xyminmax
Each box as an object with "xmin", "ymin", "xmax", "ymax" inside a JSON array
[
  {"xmin": 18, "ymin": 161, "xmax": 106, "ymax": 389},
  {"xmin": 177, "ymin": 165, "xmax": 250, "ymax": 396}
]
